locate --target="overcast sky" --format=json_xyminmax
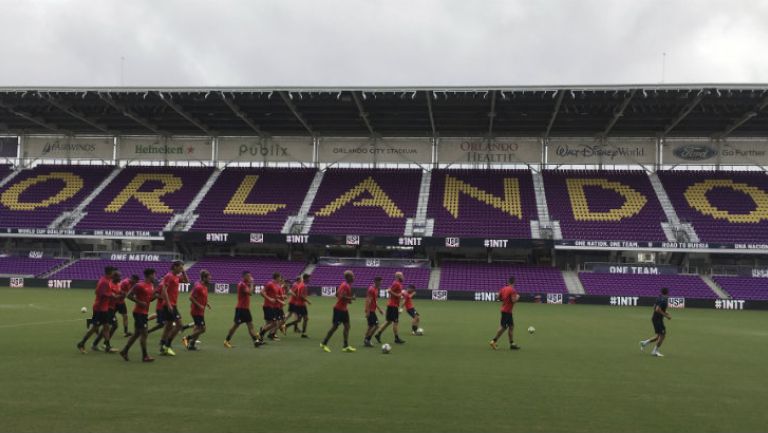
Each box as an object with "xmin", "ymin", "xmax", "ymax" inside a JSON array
[{"xmin": 1, "ymin": 0, "xmax": 767, "ymax": 87}]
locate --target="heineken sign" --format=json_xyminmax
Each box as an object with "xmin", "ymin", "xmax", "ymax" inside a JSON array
[{"xmin": 119, "ymin": 136, "xmax": 212, "ymax": 161}]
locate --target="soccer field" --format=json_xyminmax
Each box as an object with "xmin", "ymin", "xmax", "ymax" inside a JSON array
[{"xmin": 1, "ymin": 288, "xmax": 767, "ymax": 433}]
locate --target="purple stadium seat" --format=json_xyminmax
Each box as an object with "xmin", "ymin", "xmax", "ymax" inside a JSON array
[
  {"xmin": 439, "ymin": 262, "xmax": 567, "ymax": 293},
  {"xmin": 0, "ymin": 256, "xmax": 68, "ymax": 277},
  {"xmin": 428, "ymin": 169, "xmax": 536, "ymax": 238},
  {"xmin": 76, "ymin": 166, "xmax": 214, "ymax": 231},
  {"xmin": 658, "ymin": 171, "xmax": 768, "ymax": 243},
  {"xmin": 543, "ymin": 170, "xmax": 667, "ymax": 241},
  {"xmin": 712, "ymin": 276, "xmax": 768, "ymax": 300},
  {"xmin": 309, "ymin": 265, "xmax": 430, "ymax": 290},
  {"xmin": 0, "ymin": 165, "xmax": 113, "ymax": 229},
  {"xmin": 579, "ymin": 272, "xmax": 718, "ymax": 298},
  {"xmin": 309, "ymin": 168, "xmax": 421, "ymax": 236},
  {"xmin": 186, "ymin": 257, "xmax": 306, "ymax": 286},
  {"xmin": 191, "ymin": 167, "xmax": 315, "ymax": 233},
  {"xmin": 50, "ymin": 259, "xmax": 174, "ymax": 280}
]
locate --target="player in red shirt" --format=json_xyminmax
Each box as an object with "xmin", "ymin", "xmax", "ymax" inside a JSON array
[
  {"xmin": 404, "ymin": 284, "xmax": 422, "ymax": 336},
  {"xmin": 375, "ymin": 272, "xmax": 406, "ymax": 344},
  {"xmin": 284, "ymin": 274, "xmax": 312, "ymax": 338},
  {"xmin": 92, "ymin": 271, "xmax": 126, "ymax": 351},
  {"xmin": 224, "ymin": 271, "xmax": 263, "ymax": 348},
  {"xmin": 257, "ymin": 272, "xmax": 284, "ymax": 341},
  {"xmin": 158, "ymin": 260, "xmax": 189, "ymax": 356},
  {"xmin": 320, "ymin": 270, "xmax": 356, "ymax": 353},
  {"xmin": 182, "ymin": 269, "xmax": 212, "ymax": 351},
  {"xmin": 119, "ymin": 268, "xmax": 158, "ymax": 362},
  {"xmin": 116, "ymin": 274, "xmax": 139, "ymax": 337},
  {"xmin": 490, "ymin": 276, "xmax": 521, "ymax": 350},
  {"xmin": 267, "ymin": 281, "xmax": 289, "ymax": 340},
  {"xmin": 77, "ymin": 266, "xmax": 121, "ymax": 354},
  {"xmin": 363, "ymin": 276, "xmax": 385, "ymax": 347}
]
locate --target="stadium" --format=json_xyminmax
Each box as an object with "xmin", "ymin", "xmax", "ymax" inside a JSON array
[{"xmin": 1, "ymin": 84, "xmax": 767, "ymax": 432}]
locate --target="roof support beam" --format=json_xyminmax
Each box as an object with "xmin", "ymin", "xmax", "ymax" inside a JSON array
[
  {"xmin": 0, "ymin": 99, "xmax": 64, "ymax": 133},
  {"xmin": 38, "ymin": 92, "xmax": 110, "ymax": 133},
  {"xmin": 219, "ymin": 92, "xmax": 265, "ymax": 136},
  {"xmin": 157, "ymin": 92, "xmax": 211, "ymax": 135},
  {"xmin": 716, "ymin": 92, "xmax": 768, "ymax": 138},
  {"xmin": 544, "ymin": 90, "xmax": 566, "ymax": 138},
  {"xmin": 660, "ymin": 89, "xmax": 707, "ymax": 138},
  {"xmin": 351, "ymin": 92, "xmax": 375, "ymax": 136},
  {"xmin": 601, "ymin": 89, "xmax": 637, "ymax": 137},
  {"xmin": 487, "ymin": 90, "xmax": 497, "ymax": 136},
  {"xmin": 426, "ymin": 92, "xmax": 437, "ymax": 136},
  {"xmin": 279, "ymin": 91, "xmax": 314, "ymax": 136},
  {"xmin": 98, "ymin": 92, "xmax": 163, "ymax": 134}
]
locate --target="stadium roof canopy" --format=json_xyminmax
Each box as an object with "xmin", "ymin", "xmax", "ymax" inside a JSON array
[{"xmin": 1, "ymin": 84, "xmax": 768, "ymax": 138}]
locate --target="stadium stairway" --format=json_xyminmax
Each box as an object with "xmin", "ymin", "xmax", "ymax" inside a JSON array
[
  {"xmin": 428, "ymin": 265, "xmax": 441, "ymax": 290},
  {"xmin": 38, "ymin": 258, "xmax": 78, "ymax": 278},
  {"xmin": 172, "ymin": 167, "xmax": 223, "ymax": 231},
  {"xmin": 0, "ymin": 165, "xmax": 23, "ymax": 188},
  {"xmin": 648, "ymin": 172, "xmax": 699, "ymax": 242},
  {"xmin": 283, "ymin": 169, "xmax": 324, "ymax": 234},
  {"xmin": 302, "ymin": 262, "xmax": 316, "ymax": 278},
  {"xmin": 531, "ymin": 171, "xmax": 556, "ymax": 239},
  {"xmin": 406, "ymin": 169, "xmax": 434, "ymax": 236},
  {"xmin": 53, "ymin": 166, "xmax": 124, "ymax": 229},
  {"xmin": 701, "ymin": 275, "xmax": 731, "ymax": 299},
  {"xmin": 562, "ymin": 270, "xmax": 586, "ymax": 294}
]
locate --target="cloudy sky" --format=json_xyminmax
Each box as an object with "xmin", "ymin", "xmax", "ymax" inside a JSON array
[{"xmin": 1, "ymin": 0, "xmax": 767, "ymax": 87}]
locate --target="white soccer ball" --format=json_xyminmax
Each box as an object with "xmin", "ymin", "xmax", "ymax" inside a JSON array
[
  {"xmin": 381, "ymin": 343, "xmax": 392, "ymax": 354},
  {"xmin": 80, "ymin": 307, "xmax": 88, "ymax": 313},
  {"xmin": 527, "ymin": 326, "xmax": 535, "ymax": 334},
  {"xmin": 416, "ymin": 328, "xmax": 424, "ymax": 335}
]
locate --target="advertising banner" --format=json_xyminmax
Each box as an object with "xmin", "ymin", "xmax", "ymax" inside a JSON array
[
  {"xmin": 217, "ymin": 136, "xmax": 314, "ymax": 163},
  {"xmin": 548, "ymin": 137, "xmax": 656, "ymax": 165},
  {"xmin": 663, "ymin": 138, "xmax": 768, "ymax": 166},
  {"xmin": 0, "ymin": 136, "xmax": 18, "ymax": 157},
  {"xmin": 590, "ymin": 263, "xmax": 678, "ymax": 275},
  {"xmin": 119, "ymin": 136, "xmax": 212, "ymax": 161},
  {"xmin": 318, "ymin": 137, "xmax": 432, "ymax": 164},
  {"xmin": 438, "ymin": 137, "xmax": 541, "ymax": 165},
  {"xmin": 22, "ymin": 135, "xmax": 113, "ymax": 160}
]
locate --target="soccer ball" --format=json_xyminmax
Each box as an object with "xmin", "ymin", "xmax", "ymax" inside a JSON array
[
  {"xmin": 80, "ymin": 307, "xmax": 87, "ymax": 314},
  {"xmin": 527, "ymin": 326, "xmax": 536, "ymax": 334},
  {"xmin": 415, "ymin": 328, "xmax": 424, "ymax": 336},
  {"xmin": 381, "ymin": 343, "xmax": 392, "ymax": 354}
]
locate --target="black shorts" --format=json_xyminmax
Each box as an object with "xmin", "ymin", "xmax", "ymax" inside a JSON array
[
  {"xmin": 333, "ymin": 309, "xmax": 350, "ymax": 325},
  {"xmin": 133, "ymin": 313, "xmax": 148, "ymax": 331},
  {"xmin": 275, "ymin": 308, "xmax": 285, "ymax": 321},
  {"xmin": 367, "ymin": 312, "xmax": 379, "ymax": 327},
  {"xmin": 652, "ymin": 318, "xmax": 666, "ymax": 335},
  {"xmin": 288, "ymin": 304, "xmax": 299, "ymax": 314},
  {"xmin": 155, "ymin": 309, "xmax": 165, "ymax": 325},
  {"xmin": 108, "ymin": 309, "xmax": 118, "ymax": 324},
  {"xmin": 91, "ymin": 311, "xmax": 109, "ymax": 326},
  {"xmin": 263, "ymin": 306, "xmax": 277, "ymax": 322},
  {"xmin": 115, "ymin": 303, "xmax": 128, "ymax": 315},
  {"xmin": 500, "ymin": 312, "xmax": 514, "ymax": 328},
  {"xmin": 235, "ymin": 308, "xmax": 253, "ymax": 324},
  {"xmin": 192, "ymin": 315, "xmax": 206, "ymax": 327},
  {"xmin": 407, "ymin": 308, "xmax": 418, "ymax": 318},
  {"xmin": 386, "ymin": 306, "xmax": 399, "ymax": 323},
  {"xmin": 161, "ymin": 306, "xmax": 182, "ymax": 323},
  {"xmin": 294, "ymin": 305, "xmax": 308, "ymax": 317}
]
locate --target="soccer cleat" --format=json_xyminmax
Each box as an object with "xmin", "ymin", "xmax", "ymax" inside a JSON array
[
  {"xmin": 91, "ymin": 345, "xmax": 101, "ymax": 352},
  {"xmin": 509, "ymin": 344, "xmax": 521, "ymax": 350},
  {"xmin": 321, "ymin": 344, "xmax": 331, "ymax": 353},
  {"xmin": 395, "ymin": 338, "xmax": 406, "ymax": 344},
  {"xmin": 280, "ymin": 324, "xmax": 287, "ymax": 335},
  {"xmin": 119, "ymin": 351, "xmax": 129, "ymax": 361},
  {"xmin": 123, "ymin": 332, "xmax": 133, "ymax": 338},
  {"xmin": 269, "ymin": 335, "xmax": 281, "ymax": 342},
  {"xmin": 181, "ymin": 336, "xmax": 189, "ymax": 348},
  {"xmin": 342, "ymin": 346, "xmax": 357, "ymax": 353},
  {"xmin": 489, "ymin": 340, "xmax": 498, "ymax": 350},
  {"xmin": 223, "ymin": 340, "xmax": 234, "ymax": 349},
  {"xmin": 187, "ymin": 346, "xmax": 198, "ymax": 351},
  {"xmin": 364, "ymin": 340, "xmax": 374, "ymax": 347},
  {"xmin": 142, "ymin": 355, "xmax": 155, "ymax": 363},
  {"xmin": 105, "ymin": 347, "xmax": 119, "ymax": 354},
  {"xmin": 77, "ymin": 343, "xmax": 87, "ymax": 354},
  {"xmin": 639, "ymin": 340, "xmax": 646, "ymax": 352},
  {"xmin": 374, "ymin": 334, "xmax": 382, "ymax": 344},
  {"xmin": 300, "ymin": 334, "xmax": 309, "ymax": 339},
  {"xmin": 652, "ymin": 352, "xmax": 664, "ymax": 357},
  {"xmin": 165, "ymin": 347, "xmax": 176, "ymax": 356}
]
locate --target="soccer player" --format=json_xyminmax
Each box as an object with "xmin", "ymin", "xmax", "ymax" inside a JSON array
[
  {"xmin": 224, "ymin": 271, "xmax": 262, "ymax": 348},
  {"xmin": 257, "ymin": 273, "xmax": 283, "ymax": 342},
  {"xmin": 490, "ymin": 276, "xmax": 520, "ymax": 350},
  {"xmin": 183, "ymin": 269, "xmax": 211, "ymax": 351},
  {"xmin": 363, "ymin": 276, "xmax": 384, "ymax": 347},
  {"xmin": 284, "ymin": 274, "xmax": 311, "ymax": 338},
  {"xmin": 147, "ymin": 283, "xmax": 166, "ymax": 335},
  {"xmin": 117, "ymin": 274, "xmax": 139, "ymax": 337},
  {"xmin": 375, "ymin": 271, "xmax": 406, "ymax": 344},
  {"xmin": 77, "ymin": 266, "xmax": 120, "ymax": 354},
  {"xmin": 119, "ymin": 268, "xmax": 157, "ymax": 362},
  {"xmin": 92, "ymin": 271, "xmax": 125, "ymax": 351},
  {"xmin": 158, "ymin": 260, "xmax": 189, "ymax": 356},
  {"xmin": 267, "ymin": 281, "xmax": 289, "ymax": 340},
  {"xmin": 320, "ymin": 270, "xmax": 356, "ymax": 353},
  {"xmin": 640, "ymin": 287, "xmax": 672, "ymax": 357},
  {"xmin": 404, "ymin": 284, "xmax": 421, "ymax": 335}
]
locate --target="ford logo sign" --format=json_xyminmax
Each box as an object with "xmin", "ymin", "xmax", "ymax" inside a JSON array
[{"xmin": 672, "ymin": 144, "xmax": 717, "ymax": 161}]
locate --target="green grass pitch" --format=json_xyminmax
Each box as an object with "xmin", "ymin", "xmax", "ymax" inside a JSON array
[{"xmin": 1, "ymin": 287, "xmax": 767, "ymax": 433}]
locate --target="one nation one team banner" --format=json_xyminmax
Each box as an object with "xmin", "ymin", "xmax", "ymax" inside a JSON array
[
  {"xmin": 217, "ymin": 136, "xmax": 314, "ymax": 163},
  {"xmin": 118, "ymin": 136, "xmax": 212, "ymax": 162},
  {"xmin": 22, "ymin": 135, "xmax": 114, "ymax": 160}
]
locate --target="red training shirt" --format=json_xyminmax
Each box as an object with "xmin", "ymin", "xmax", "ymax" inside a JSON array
[
  {"xmin": 262, "ymin": 280, "xmax": 279, "ymax": 308},
  {"xmin": 236, "ymin": 280, "xmax": 251, "ymax": 310},
  {"xmin": 190, "ymin": 282, "xmax": 208, "ymax": 317},
  {"xmin": 161, "ymin": 272, "xmax": 181, "ymax": 306},
  {"xmin": 93, "ymin": 276, "xmax": 112, "ymax": 312},
  {"xmin": 132, "ymin": 281, "xmax": 155, "ymax": 315},
  {"xmin": 117, "ymin": 278, "xmax": 132, "ymax": 305},
  {"xmin": 334, "ymin": 282, "xmax": 352, "ymax": 311},
  {"xmin": 403, "ymin": 291, "xmax": 414, "ymax": 310},
  {"xmin": 366, "ymin": 285, "xmax": 378, "ymax": 313},
  {"xmin": 387, "ymin": 280, "xmax": 403, "ymax": 308},
  {"xmin": 499, "ymin": 285, "xmax": 518, "ymax": 313}
]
